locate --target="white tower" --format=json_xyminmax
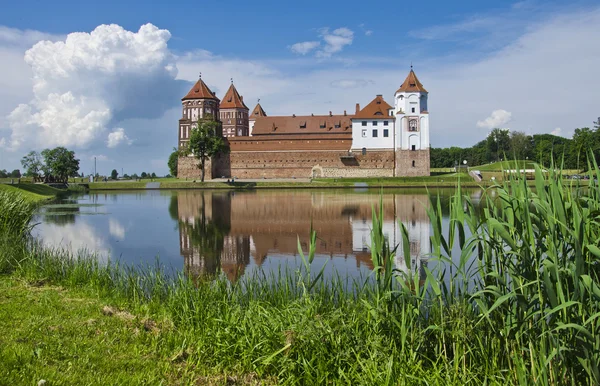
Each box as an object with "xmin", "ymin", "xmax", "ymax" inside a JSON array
[{"xmin": 394, "ymin": 68, "xmax": 430, "ymax": 176}]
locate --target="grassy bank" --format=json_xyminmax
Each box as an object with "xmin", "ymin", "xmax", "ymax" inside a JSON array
[
  {"xmin": 1, "ymin": 163, "xmax": 599, "ymax": 384},
  {"xmin": 0, "ymin": 183, "xmax": 63, "ymax": 203}
]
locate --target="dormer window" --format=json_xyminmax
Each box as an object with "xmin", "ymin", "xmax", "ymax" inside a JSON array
[
  {"xmin": 319, "ymin": 121, "xmax": 326, "ymax": 129},
  {"xmin": 374, "ymin": 112, "xmax": 383, "ymax": 115},
  {"xmin": 299, "ymin": 121, "xmax": 307, "ymax": 128},
  {"xmin": 334, "ymin": 121, "xmax": 341, "ymax": 128}
]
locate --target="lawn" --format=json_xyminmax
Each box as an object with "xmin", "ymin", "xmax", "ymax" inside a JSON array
[{"xmin": 0, "ymin": 183, "xmax": 62, "ymax": 202}]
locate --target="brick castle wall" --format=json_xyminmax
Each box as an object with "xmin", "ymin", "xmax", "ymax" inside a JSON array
[{"xmin": 177, "ymin": 140, "xmax": 429, "ymax": 179}]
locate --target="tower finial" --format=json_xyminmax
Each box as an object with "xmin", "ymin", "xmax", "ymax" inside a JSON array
[
  {"xmin": 231, "ymin": 77, "xmax": 233, "ymax": 84},
  {"xmin": 410, "ymin": 62, "xmax": 413, "ymax": 70},
  {"xmin": 199, "ymin": 72, "xmax": 202, "ymax": 79},
  {"xmin": 258, "ymin": 98, "xmax": 260, "ymax": 104}
]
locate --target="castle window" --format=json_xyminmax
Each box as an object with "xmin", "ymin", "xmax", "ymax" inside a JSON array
[
  {"xmin": 384, "ymin": 129, "xmax": 389, "ymax": 137},
  {"xmin": 372, "ymin": 129, "xmax": 378, "ymax": 137},
  {"xmin": 320, "ymin": 121, "xmax": 326, "ymax": 128},
  {"xmin": 361, "ymin": 129, "xmax": 367, "ymax": 138},
  {"xmin": 299, "ymin": 121, "xmax": 306, "ymax": 128},
  {"xmin": 412, "ymin": 107, "xmax": 415, "ymax": 113},
  {"xmin": 362, "ymin": 121, "xmax": 367, "ymax": 126},
  {"xmin": 411, "ymin": 145, "xmax": 416, "ymax": 151},
  {"xmin": 412, "ymin": 160, "xmax": 416, "ymax": 167},
  {"xmin": 334, "ymin": 121, "xmax": 341, "ymax": 128},
  {"xmin": 374, "ymin": 111, "xmax": 383, "ymax": 115},
  {"xmin": 384, "ymin": 121, "xmax": 388, "ymax": 126},
  {"xmin": 362, "ymin": 147, "xmax": 367, "ymax": 155},
  {"xmin": 372, "ymin": 121, "xmax": 378, "ymax": 126},
  {"xmin": 409, "ymin": 119, "xmax": 418, "ymax": 131}
]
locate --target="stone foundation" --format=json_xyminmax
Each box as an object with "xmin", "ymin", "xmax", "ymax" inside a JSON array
[
  {"xmin": 395, "ymin": 149, "xmax": 430, "ymax": 177},
  {"xmin": 177, "ymin": 156, "xmax": 213, "ymax": 180}
]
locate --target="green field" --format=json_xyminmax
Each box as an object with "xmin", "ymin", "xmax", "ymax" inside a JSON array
[{"xmin": 0, "ymin": 183, "xmax": 63, "ymax": 202}]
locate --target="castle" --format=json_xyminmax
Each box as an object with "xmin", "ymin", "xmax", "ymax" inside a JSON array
[{"xmin": 177, "ymin": 68, "xmax": 430, "ymax": 179}]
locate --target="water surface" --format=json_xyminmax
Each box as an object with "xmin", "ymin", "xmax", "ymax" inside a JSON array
[{"xmin": 33, "ymin": 188, "xmax": 482, "ymax": 282}]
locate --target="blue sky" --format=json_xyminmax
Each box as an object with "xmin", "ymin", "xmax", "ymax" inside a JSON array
[{"xmin": 0, "ymin": 0, "xmax": 599, "ymax": 175}]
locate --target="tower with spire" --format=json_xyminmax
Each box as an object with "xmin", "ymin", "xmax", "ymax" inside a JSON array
[
  {"xmin": 249, "ymin": 100, "xmax": 267, "ymax": 136},
  {"xmin": 178, "ymin": 75, "xmax": 221, "ymax": 151},
  {"xmin": 220, "ymin": 79, "xmax": 250, "ymax": 138},
  {"xmin": 394, "ymin": 67, "xmax": 430, "ymax": 176}
]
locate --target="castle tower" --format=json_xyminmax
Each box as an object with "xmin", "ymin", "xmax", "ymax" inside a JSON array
[
  {"xmin": 394, "ymin": 68, "xmax": 430, "ymax": 176},
  {"xmin": 178, "ymin": 76, "xmax": 220, "ymax": 151},
  {"xmin": 219, "ymin": 81, "xmax": 249, "ymax": 138},
  {"xmin": 177, "ymin": 76, "xmax": 222, "ymax": 179},
  {"xmin": 249, "ymin": 101, "xmax": 267, "ymax": 136}
]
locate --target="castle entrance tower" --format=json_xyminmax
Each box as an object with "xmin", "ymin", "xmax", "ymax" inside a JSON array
[
  {"xmin": 220, "ymin": 81, "xmax": 249, "ymax": 138},
  {"xmin": 394, "ymin": 68, "xmax": 430, "ymax": 176}
]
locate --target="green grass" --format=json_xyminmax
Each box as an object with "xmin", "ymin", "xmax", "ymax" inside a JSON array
[
  {"xmin": 1, "ymin": 160, "xmax": 599, "ymax": 384},
  {"xmin": 0, "ymin": 183, "xmax": 61, "ymax": 203},
  {"xmin": 474, "ymin": 160, "xmax": 538, "ymax": 171}
]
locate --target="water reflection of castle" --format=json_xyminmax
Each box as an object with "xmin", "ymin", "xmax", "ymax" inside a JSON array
[{"xmin": 176, "ymin": 191, "xmax": 432, "ymax": 283}]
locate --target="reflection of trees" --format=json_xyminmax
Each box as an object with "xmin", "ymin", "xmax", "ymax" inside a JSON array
[
  {"xmin": 179, "ymin": 192, "xmax": 231, "ymax": 284},
  {"xmin": 168, "ymin": 194, "xmax": 178, "ymax": 223},
  {"xmin": 42, "ymin": 206, "xmax": 79, "ymax": 226}
]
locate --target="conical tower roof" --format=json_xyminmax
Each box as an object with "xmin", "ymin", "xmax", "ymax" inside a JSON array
[
  {"xmin": 220, "ymin": 83, "xmax": 248, "ymax": 109},
  {"xmin": 396, "ymin": 69, "xmax": 428, "ymax": 93},
  {"xmin": 251, "ymin": 103, "xmax": 267, "ymax": 117},
  {"xmin": 182, "ymin": 78, "xmax": 219, "ymax": 101}
]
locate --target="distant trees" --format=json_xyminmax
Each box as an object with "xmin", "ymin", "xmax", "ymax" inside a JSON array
[
  {"xmin": 0, "ymin": 169, "xmax": 21, "ymax": 178},
  {"xmin": 111, "ymin": 169, "xmax": 119, "ymax": 180},
  {"xmin": 431, "ymin": 120, "xmax": 600, "ymax": 170},
  {"xmin": 181, "ymin": 117, "xmax": 228, "ymax": 182},
  {"xmin": 168, "ymin": 149, "xmax": 178, "ymax": 177}
]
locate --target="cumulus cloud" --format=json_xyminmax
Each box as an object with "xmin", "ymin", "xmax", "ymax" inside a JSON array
[
  {"xmin": 365, "ymin": 30, "xmax": 373, "ymax": 36},
  {"xmin": 476, "ymin": 109, "xmax": 512, "ymax": 129},
  {"xmin": 317, "ymin": 27, "xmax": 354, "ymax": 57},
  {"xmin": 107, "ymin": 128, "xmax": 132, "ymax": 148},
  {"xmin": 289, "ymin": 41, "xmax": 320, "ymax": 55},
  {"xmin": 2, "ymin": 23, "xmax": 179, "ymax": 151}
]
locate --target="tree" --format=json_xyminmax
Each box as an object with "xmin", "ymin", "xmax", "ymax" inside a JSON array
[
  {"xmin": 509, "ymin": 131, "xmax": 534, "ymax": 161},
  {"xmin": 141, "ymin": 172, "xmax": 148, "ymax": 178},
  {"xmin": 41, "ymin": 147, "xmax": 80, "ymax": 183},
  {"xmin": 151, "ymin": 172, "xmax": 157, "ymax": 178},
  {"xmin": 487, "ymin": 128, "xmax": 511, "ymax": 162},
  {"xmin": 594, "ymin": 117, "xmax": 599, "ymax": 130},
  {"xmin": 0, "ymin": 170, "xmax": 7, "ymax": 178},
  {"xmin": 111, "ymin": 169, "xmax": 119, "ymax": 180},
  {"xmin": 10, "ymin": 169, "xmax": 21, "ymax": 178},
  {"xmin": 168, "ymin": 149, "xmax": 179, "ymax": 177},
  {"xmin": 21, "ymin": 151, "xmax": 43, "ymax": 181},
  {"xmin": 182, "ymin": 118, "xmax": 229, "ymax": 182}
]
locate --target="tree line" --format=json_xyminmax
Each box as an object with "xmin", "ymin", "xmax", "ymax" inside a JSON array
[
  {"xmin": 431, "ymin": 118, "xmax": 600, "ymax": 169},
  {"xmin": 21, "ymin": 147, "xmax": 80, "ymax": 183}
]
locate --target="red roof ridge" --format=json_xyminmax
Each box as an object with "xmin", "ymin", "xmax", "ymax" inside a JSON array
[
  {"xmin": 353, "ymin": 95, "xmax": 394, "ymax": 119},
  {"xmin": 251, "ymin": 103, "xmax": 267, "ymax": 117},
  {"xmin": 220, "ymin": 83, "xmax": 248, "ymax": 109},
  {"xmin": 182, "ymin": 78, "xmax": 219, "ymax": 101},
  {"xmin": 396, "ymin": 69, "xmax": 428, "ymax": 93}
]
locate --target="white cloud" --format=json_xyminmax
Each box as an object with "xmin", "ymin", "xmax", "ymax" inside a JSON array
[
  {"xmin": 107, "ymin": 128, "xmax": 132, "ymax": 148},
  {"xmin": 109, "ymin": 218, "xmax": 125, "ymax": 240},
  {"xmin": 330, "ymin": 79, "xmax": 373, "ymax": 89},
  {"xmin": 2, "ymin": 23, "xmax": 178, "ymax": 151},
  {"xmin": 476, "ymin": 109, "xmax": 512, "ymax": 129},
  {"xmin": 317, "ymin": 27, "xmax": 354, "ymax": 58},
  {"xmin": 551, "ymin": 128, "xmax": 562, "ymax": 136},
  {"xmin": 365, "ymin": 30, "xmax": 373, "ymax": 36},
  {"xmin": 289, "ymin": 41, "xmax": 320, "ymax": 55}
]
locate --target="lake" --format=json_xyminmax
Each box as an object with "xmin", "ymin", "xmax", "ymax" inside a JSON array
[{"xmin": 32, "ymin": 188, "xmax": 483, "ymax": 283}]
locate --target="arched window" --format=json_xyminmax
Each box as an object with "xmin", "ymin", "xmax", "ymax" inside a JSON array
[
  {"xmin": 412, "ymin": 160, "xmax": 416, "ymax": 167},
  {"xmin": 362, "ymin": 147, "xmax": 367, "ymax": 155}
]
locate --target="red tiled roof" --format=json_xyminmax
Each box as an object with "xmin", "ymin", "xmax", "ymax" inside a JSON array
[
  {"xmin": 182, "ymin": 78, "xmax": 219, "ymax": 101},
  {"xmin": 352, "ymin": 95, "xmax": 394, "ymax": 119},
  {"xmin": 396, "ymin": 69, "xmax": 428, "ymax": 93},
  {"xmin": 220, "ymin": 83, "xmax": 248, "ymax": 109},
  {"xmin": 251, "ymin": 114, "xmax": 353, "ymax": 136},
  {"xmin": 251, "ymin": 103, "xmax": 267, "ymax": 117}
]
